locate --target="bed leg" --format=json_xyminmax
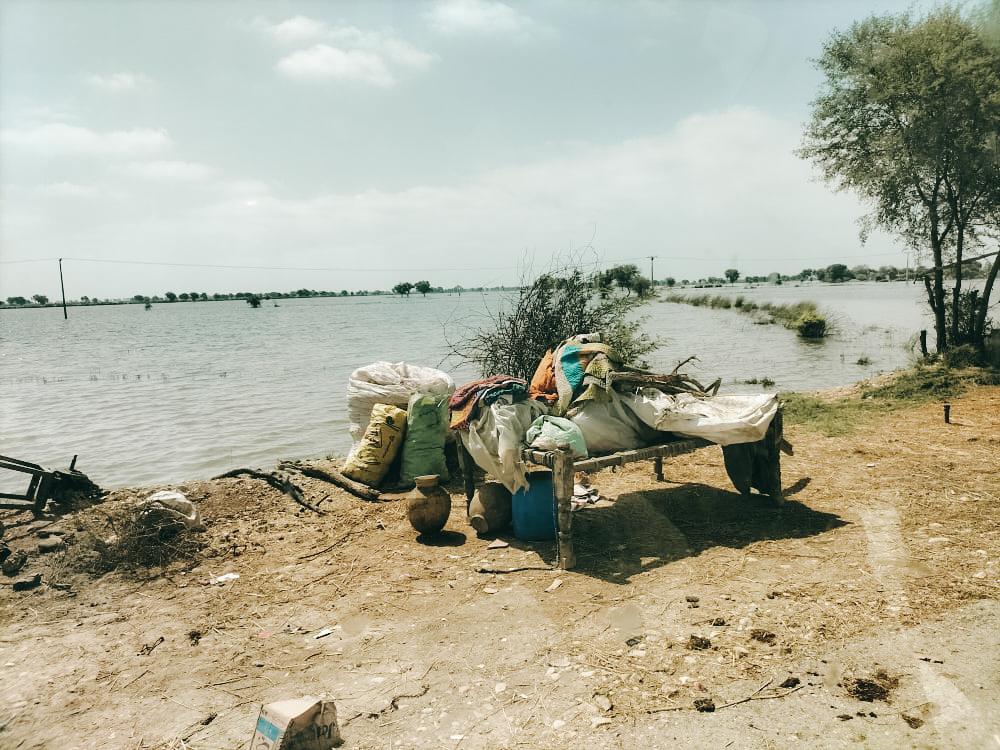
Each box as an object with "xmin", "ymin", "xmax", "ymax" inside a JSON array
[
  {"xmin": 654, "ymin": 456, "xmax": 664, "ymax": 482},
  {"xmin": 552, "ymin": 449, "xmax": 576, "ymax": 570}
]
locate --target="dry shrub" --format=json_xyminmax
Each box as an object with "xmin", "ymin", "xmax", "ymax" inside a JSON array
[{"xmin": 65, "ymin": 503, "xmax": 202, "ymax": 576}]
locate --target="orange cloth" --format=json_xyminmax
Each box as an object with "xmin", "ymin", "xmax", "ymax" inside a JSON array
[{"xmin": 529, "ymin": 349, "xmax": 558, "ymax": 404}]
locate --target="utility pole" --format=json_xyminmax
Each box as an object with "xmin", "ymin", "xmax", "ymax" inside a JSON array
[
  {"xmin": 647, "ymin": 255, "xmax": 656, "ymax": 285},
  {"xmin": 58, "ymin": 258, "xmax": 68, "ymax": 319}
]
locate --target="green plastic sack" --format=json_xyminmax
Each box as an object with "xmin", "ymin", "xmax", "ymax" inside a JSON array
[
  {"xmin": 525, "ymin": 415, "xmax": 588, "ymax": 458},
  {"xmin": 400, "ymin": 392, "xmax": 450, "ymax": 486},
  {"xmin": 342, "ymin": 403, "xmax": 407, "ymax": 487}
]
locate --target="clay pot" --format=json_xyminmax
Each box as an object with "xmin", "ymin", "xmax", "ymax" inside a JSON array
[
  {"xmin": 407, "ymin": 474, "xmax": 451, "ymax": 534},
  {"xmin": 468, "ymin": 481, "xmax": 512, "ymax": 535}
]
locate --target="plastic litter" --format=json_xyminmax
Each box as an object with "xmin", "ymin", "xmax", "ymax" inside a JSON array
[
  {"xmin": 208, "ymin": 572, "xmax": 239, "ymax": 585},
  {"xmin": 136, "ymin": 490, "xmax": 203, "ymax": 530}
]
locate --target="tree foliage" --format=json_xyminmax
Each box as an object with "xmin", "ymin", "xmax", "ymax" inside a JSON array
[
  {"xmin": 452, "ymin": 268, "xmax": 658, "ymax": 380},
  {"xmin": 724, "ymin": 268, "xmax": 740, "ymax": 284},
  {"xmin": 799, "ymin": 6, "xmax": 1000, "ymax": 352},
  {"xmin": 393, "ymin": 282, "xmax": 414, "ymax": 297},
  {"xmin": 414, "ymin": 280, "xmax": 432, "ymax": 296},
  {"xmin": 32, "ymin": 294, "xmax": 49, "ymax": 305}
]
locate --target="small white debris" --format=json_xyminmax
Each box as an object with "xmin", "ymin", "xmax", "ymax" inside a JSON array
[
  {"xmin": 591, "ymin": 716, "xmax": 612, "ymax": 728},
  {"xmin": 495, "ymin": 682, "xmax": 506, "ymax": 693},
  {"xmin": 552, "ymin": 719, "xmax": 565, "ymax": 730},
  {"xmin": 313, "ymin": 627, "xmax": 333, "ymax": 639},
  {"xmin": 593, "ymin": 694, "xmax": 613, "ymax": 712},
  {"xmin": 545, "ymin": 578, "xmax": 563, "ymax": 593},
  {"xmin": 483, "ymin": 587, "xmax": 499, "ymax": 594},
  {"xmin": 208, "ymin": 573, "xmax": 239, "ymax": 585},
  {"xmin": 487, "ymin": 539, "xmax": 509, "ymax": 549}
]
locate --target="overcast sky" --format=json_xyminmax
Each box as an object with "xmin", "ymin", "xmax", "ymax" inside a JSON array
[{"xmin": 0, "ymin": 0, "xmax": 928, "ymax": 300}]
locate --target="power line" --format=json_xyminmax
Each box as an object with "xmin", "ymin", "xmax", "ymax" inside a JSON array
[{"xmin": 0, "ymin": 250, "xmax": 911, "ymax": 271}]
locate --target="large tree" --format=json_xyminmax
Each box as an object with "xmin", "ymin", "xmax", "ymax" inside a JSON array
[{"xmin": 800, "ymin": 6, "xmax": 1000, "ymax": 352}]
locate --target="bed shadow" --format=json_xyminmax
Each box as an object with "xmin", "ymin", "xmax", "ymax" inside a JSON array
[{"xmin": 561, "ymin": 481, "xmax": 845, "ymax": 584}]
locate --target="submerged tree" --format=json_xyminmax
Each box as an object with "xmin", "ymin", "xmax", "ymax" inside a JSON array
[
  {"xmin": 393, "ymin": 282, "xmax": 414, "ymax": 297},
  {"xmin": 724, "ymin": 268, "xmax": 740, "ymax": 284},
  {"xmin": 414, "ymin": 280, "xmax": 432, "ymax": 297},
  {"xmin": 800, "ymin": 6, "xmax": 1000, "ymax": 353},
  {"xmin": 245, "ymin": 294, "xmax": 262, "ymax": 308}
]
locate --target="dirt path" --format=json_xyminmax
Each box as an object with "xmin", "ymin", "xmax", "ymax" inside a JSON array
[{"xmin": 2, "ymin": 386, "xmax": 998, "ymax": 749}]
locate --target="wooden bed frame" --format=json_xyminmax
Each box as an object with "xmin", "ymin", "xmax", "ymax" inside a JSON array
[{"xmin": 460, "ymin": 410, "xmax": 786, "ymax": 570}]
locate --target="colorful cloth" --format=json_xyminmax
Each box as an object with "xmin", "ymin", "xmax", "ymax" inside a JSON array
[
  {"xmin": 528, "ymin": 349, "xmax": 558, "ymax": 404},
  {"xmin": 552, "ymin": 340, "xmax": 617, "ymax": 415},
  {"xmin": 449, "ymin": 375, "xmax": 528, "ymax": 430}
]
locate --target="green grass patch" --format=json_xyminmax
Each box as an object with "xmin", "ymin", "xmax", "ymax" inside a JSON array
[
  {"xmin": 781, "ymin": 365, "xmax": 991, "ymax": 436},
  {"xmin": 662, "ymin": 293, "xmax": 829, "ymax": 338}
]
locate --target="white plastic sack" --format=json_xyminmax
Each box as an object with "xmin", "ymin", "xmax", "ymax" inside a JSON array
[
  {"xmin": 567, "ymin": 389, "xmax": 653, "ymax": 454},
  {"xmin": 347, "ymin": 361, "xmax": 454, "ymax": 443},
  {"xmin": 525, "ymin": 416, "xmax": 588, "ymax": 458},
  {"xmin": 625, "ymin": 389, "xmax": 777, "ymax": 446},
  {"xmin": 460, "ymin": 395, "xmax": 547, "ymax": 495},
  {"xmin": 136, "ymin": 490, "xmax": 203, "ymax": 530}
]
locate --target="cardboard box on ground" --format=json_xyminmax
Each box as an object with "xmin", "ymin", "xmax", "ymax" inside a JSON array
[{"xmin": 250, "ymin": 697, "xmax": 341, "ymax": 749}]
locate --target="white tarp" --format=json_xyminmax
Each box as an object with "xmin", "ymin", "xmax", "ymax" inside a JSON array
[
  {"xmin": 567, "ymin": 389, "xmax": 651, "ymax": 454},
  {"xmin": 347, "ymin": 361, "xmax": 454, "ymax": 443},
  {"xmin": 460, "ymin": 395, "xmax": 547, "ymax": 494},
  {"xmin": 624, "ymin": 389, "xmax": 778, "ymax": 446}
]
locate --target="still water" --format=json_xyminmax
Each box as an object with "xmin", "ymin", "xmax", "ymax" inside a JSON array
[{"xmin": 1, "ymin": 282, "xmax": 936, "ymax": 487}]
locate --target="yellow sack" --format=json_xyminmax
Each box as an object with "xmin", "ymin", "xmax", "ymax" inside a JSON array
[{"xmin": 341, "ymin": 403, "xmax": 407, "ymax": 487}]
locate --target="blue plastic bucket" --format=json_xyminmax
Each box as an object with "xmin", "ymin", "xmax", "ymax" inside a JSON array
[{"xmin": 511, "ymin": 471, "xmax": 557, "ymax": 541}]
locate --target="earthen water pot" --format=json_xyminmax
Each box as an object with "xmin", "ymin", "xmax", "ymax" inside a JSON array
[
  {"xmin": 468, "ymin": 481, "xmax": 512, "ymax": 534},
  {"xmin": 407, "ymin": 474, "xmax": 450, "ymax": 534}
]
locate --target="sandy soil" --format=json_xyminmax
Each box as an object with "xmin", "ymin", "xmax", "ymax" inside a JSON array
[{"xmin": 1, "ymin": 386, "xmax": 998, "ymax": 749}]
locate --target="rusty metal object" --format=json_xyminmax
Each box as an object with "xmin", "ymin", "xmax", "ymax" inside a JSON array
[{"xmin": 0, "ymin": 454, "xmax": 102, "ymax": 515}]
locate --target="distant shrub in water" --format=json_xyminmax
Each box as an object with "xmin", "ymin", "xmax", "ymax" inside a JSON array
[
  {"xmin": 734, "ymin": 296, "xmax": 745, "ymax": 308},
  {"xmin": 795, "ymin": 312, "xmax": 828, "ymax": 338},
  {"xmin": 709, "ymin": 296, "xmax": 732, "ymax": 309},
  {"xmin": 856, "ymin": 356, "xmax": 871, "ymax": 366}
]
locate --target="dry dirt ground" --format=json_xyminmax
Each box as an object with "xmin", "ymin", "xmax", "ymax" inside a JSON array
[{"xmin": 2, "ymin": 386, "xmax": 999, "ymax": 749}]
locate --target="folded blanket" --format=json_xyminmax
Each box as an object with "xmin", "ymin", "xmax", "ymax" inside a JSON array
[
  {"xmin": 449, "ymin": 375, "xmax": 528, "ymax": 430},
  {"xmin": 553, "ymin": 340, "xmax": 616, "ymax": 415}
]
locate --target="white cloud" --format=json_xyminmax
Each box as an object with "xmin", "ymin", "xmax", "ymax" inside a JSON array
[
  {"xmin": 266, "ymin": 15, "xmax": 329, "ymax": 44},
  {"xmin": 258, "ymin": 16, "xmax": 434, "ymax": 85},
  {"xmin": 426, "ymin": 0, "xmax": 534, "ymax": 36},
  {"xmin": 276, "ymin": 44, "xmax": 395, "ymax": 86},
  {"xmin": 0, "ymin": 123, "xmax": 171, "ymax": 157},
  {"xmin": 115, "ymin": 160, "xmax": 216, "ymax": 181},
  {"xmin": 32, "ymin": 182, "xmax": 105, "ymax": 199},
  {"xmin": 86, "ymin": 72, "xmax": 153, "ymax": 93}
]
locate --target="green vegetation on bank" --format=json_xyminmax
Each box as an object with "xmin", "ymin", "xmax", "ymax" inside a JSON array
[
  {"xmin": 782, "ymin": 362, "xmax": 998, "ymax": 436},
  {"xmin": 662, "ymin": 292, "xmax": 829, "ymax": 339}
]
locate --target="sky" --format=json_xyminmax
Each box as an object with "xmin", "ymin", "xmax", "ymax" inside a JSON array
[{"xmin": 0, "ymin": 0, "xmax": 932, "ymax": 300}]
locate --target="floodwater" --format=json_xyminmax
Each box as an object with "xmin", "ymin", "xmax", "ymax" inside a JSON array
[{"xmin": 1, "ymin": 282, "xmax": 941, "ymax": 487}]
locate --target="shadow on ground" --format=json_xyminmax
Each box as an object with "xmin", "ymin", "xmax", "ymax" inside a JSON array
[{"xmin": 556, "ymin": 480, "xmax": 846, "ymax": 584}]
